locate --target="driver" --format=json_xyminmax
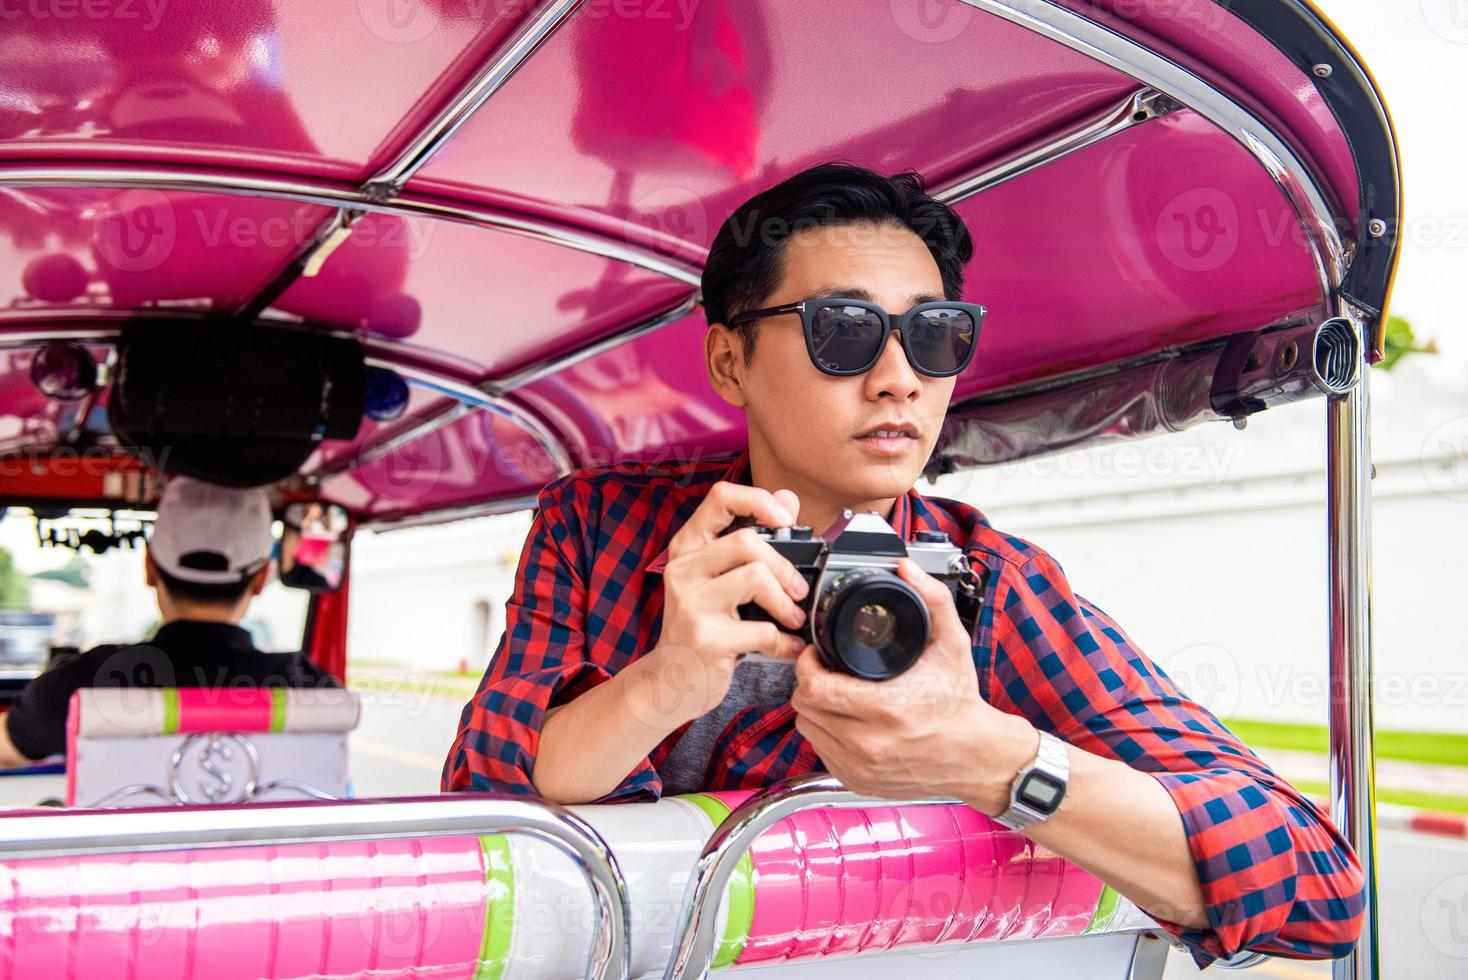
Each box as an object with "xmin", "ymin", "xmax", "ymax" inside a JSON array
[
  {"xmin": 0, "ymin": 477, "xmax": 339, "ymax": 767},
  {"xmin": 442, "ymin": 162, "xmax": 1364, "ymax": 968}
]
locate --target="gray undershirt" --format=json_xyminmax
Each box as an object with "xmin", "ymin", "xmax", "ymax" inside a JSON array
[{"xmin": 657, "ymin": 656, "xmax": 796, "ymax": 796}]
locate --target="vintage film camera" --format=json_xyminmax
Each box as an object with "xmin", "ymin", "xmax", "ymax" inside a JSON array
[{"xmin": 736, "ymin": 510, "xmax": 986, "ymax": 679}]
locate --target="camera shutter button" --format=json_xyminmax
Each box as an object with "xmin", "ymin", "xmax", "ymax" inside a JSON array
[
  {"xmin": 790, "ymin": 525, "xmax": 813, "ymax": 540},
  {"xmin": 915, "ymin": 530, "xmax": 950, "ymax": 543}
]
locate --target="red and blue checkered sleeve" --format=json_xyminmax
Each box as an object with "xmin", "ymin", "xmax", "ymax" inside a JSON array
[
  {"xmin": 983, "ymin": 554, "xmax": 1364, "ymax": 967},
  {"xmin": 441, "ymin": 477, "xmax": 662, "ymax": 803}
]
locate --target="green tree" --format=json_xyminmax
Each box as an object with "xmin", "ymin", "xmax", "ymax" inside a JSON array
[
  {"xmin": 32, "ymin": 555, "xmax": 90, "ymax": 591},
  {"xmin": 0, "ymin": 549, "xmax": 29, "ymax": 610},
  {"xmin": 1374, "ymin": 314, "xmax": 1438, "ymax": 372}
]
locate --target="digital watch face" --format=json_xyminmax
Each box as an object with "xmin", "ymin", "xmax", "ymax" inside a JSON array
[{"xmin": 1018, "ymin": 771, "xmax": 1066, "ymax": 813}]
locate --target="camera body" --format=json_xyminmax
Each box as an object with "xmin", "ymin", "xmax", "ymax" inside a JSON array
[{"xmin": 736, "ymin": 510, "xmax": 985, "ymax": 679}]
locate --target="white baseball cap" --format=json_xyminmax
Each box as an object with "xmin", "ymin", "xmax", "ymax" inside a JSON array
[{"xmin": 148, "ymin": 477, "xmax": 274, "ymax": 585}]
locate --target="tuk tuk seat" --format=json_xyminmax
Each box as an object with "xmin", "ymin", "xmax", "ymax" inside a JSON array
[{"xmin": 64, "ymin": 687, "xmax": 361, "ymax": 808}]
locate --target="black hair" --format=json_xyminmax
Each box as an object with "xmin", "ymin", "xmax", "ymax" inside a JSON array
[
  {"xmin": 154, "ymin": 563, "xmax": 258, "ymax": 606},
  {"xmin": 701, "ymin": 162, "xmax": 975, "ymax": 361}
]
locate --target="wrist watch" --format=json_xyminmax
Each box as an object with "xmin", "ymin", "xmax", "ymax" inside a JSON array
[{"xmin": 994, "ymin": 729, "xmax": 1070, "ymax": 831}]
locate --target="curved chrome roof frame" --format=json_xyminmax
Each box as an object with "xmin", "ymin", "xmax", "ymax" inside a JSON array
[
  {"xmin": 958, "ymin": 0, "xmax": 1347, "ymax": 315},
  {"xmin": 362, "ymin": 0, "xmax": 588, "ymax": 201},
  {"xmin": 0, "ymin": 164, "xmax": 704, "ymax": 288}
]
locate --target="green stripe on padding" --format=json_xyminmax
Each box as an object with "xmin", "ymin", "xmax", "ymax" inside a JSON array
[
  {"xmin": 474, "ymin": 834, "xmax": 515, "ymax": 980},
  {"xmin": 1084, "ymin": 884, "xmax": 1121, "ymax": 934},
  {"xmin": 269, "ymin": 688, "xmax": 287, "ymax": 733},
  {"xmin": 161, "ymin": 689, "xmax": 180, "ymax": 735},
  {"xmin": 680, "ymin": 794, "xmax": 755, "ymax": 969}
]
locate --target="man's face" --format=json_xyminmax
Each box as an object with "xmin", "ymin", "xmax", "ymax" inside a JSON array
[{"xmin": 723, "ymin": 220, "xmax": 958, "ymax": 506}]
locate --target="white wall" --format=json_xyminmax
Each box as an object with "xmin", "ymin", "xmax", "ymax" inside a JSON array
[{"xmin": 346, "ymin": 513, "xmax": 530, "ymax": 673}]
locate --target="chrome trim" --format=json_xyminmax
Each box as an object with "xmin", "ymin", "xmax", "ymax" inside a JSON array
[
  {"xmin": 0, "ymin": 165, "xmax": 703, "ymax": 287},
  {"xmin": 234, "ymin": 0, "xmax": 585, "ymax": 315},
  {"xmin": 88, "ymin": 784, "xmax": 181, "ymax": 809},
  {"xmin": 364, "ymin": 0, "xmax": 587, "ymax": 199},
  {"xmin": 0, "ymin": 795, "xmax": 632, "ymax": 980},
  {"xmin": 1326, "ymin": 312, "xmax": 1377, "ymax": 980},
  {"xmin": 1127, "ymin": 933, "xmax": 1171, "ymax": 980},
  {"xmin": 362, "ymin": 493, "xmax": 543, "ymax": 531},
  {"xmin": 169, "ymin": 732, "xmax": 260, "ymax": 804},
  {"xmin": 0, "ymin": 308, "xmax": 488, "ymax": 378},
  {"xmin": 955, "ymin": 0, "xmax": 1346, "ymax": 311},
  {"xmin": 230, "ymin": 207, "xmax": 361, "ymax": 320},
  {"xmin": 496, "ymin": 293, "xmax": 701, "ymax": 392},
  {"xmin": 381, "ymin": 361, "xmax": 573, "ymax": 477},
  {"xmin": 663, "ymin": 774, "xmax": 966, "ymax": 980},
  {"xmin": 309, "ymin": 400, "xmax": 470, "ymax": 481},
  {"xmin": 1214, "ymin": 951, "xmax": 1272, "ymax": 970},
  {"xmin": 312, "ymin": 293, "xmax": 700, "ymax": 480},
  {"xmin": 936, "ymin": 88, "xmax": 1178, "ymax": 204},
  {"xmin": 1311, "ymin": 317, "xmax": 1362, "ymax": 394},
  {"xmin": 0, "ymin": 323, "xmax": 118, "ymax": 346},
  {"xmin": 250, "ymin": 778, "xmax": 340, "ymax": 802},
  {"xmin": 0, "ymin": 323, "xmax": 576, "ymax": 483}
]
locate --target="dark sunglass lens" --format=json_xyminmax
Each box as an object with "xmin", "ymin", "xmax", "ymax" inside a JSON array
[
  {"xmin": 810, "ymin": 305, "xmax": 885, "ymax": 373},
  {"xmin": 908, "ymin": 308, "xmax": 976, "ymax": 374}
]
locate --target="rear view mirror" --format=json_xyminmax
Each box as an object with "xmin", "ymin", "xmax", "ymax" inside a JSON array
[{"xmin": 279, "ymin": 503, "xmax": 350, "ymax": 593}]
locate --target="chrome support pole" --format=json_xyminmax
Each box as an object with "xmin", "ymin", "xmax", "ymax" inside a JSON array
[
  {"xmin": 936, "ymin": 87, "xmax": 1178, "ymax": 205},
  {"xmin": 1327, "ymin": 323, "xmax": 1378, "ymax": 980},
  {"xmin": 363, "ymin": 0, "xmax": 587, "ymax": 199},
  {"xmin": 661, "ymin": 774, "xmax": 964, "ymax": 980},
  {"xmin": 0, "ymin": 794, "xmax": 632, "ymax": 980}
]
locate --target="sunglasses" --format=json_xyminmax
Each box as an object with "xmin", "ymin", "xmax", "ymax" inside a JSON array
[{"xmin": 727, "ymin": 297, "xmax": 986, "ymax": 378}]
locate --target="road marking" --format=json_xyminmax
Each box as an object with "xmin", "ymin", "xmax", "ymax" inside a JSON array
[{"xmin": 351, "ymin": 736, "xmax": 444, "ymax": 771}]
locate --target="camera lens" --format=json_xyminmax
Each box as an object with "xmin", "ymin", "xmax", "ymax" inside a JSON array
[
  {"xmin": 852, "ymin": 603, "xmax": 896, "ymax": 647},
  {"xmin": 814, "ymin": 568, "xmax": 928, "ymax": 679}
]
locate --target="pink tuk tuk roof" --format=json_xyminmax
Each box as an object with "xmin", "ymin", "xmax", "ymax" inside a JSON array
[{"xmin": 0, "ymin": 0, "xmax": 1400, "ymax": 523}]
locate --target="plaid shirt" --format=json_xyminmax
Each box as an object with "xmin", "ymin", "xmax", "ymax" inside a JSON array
[{"xmin": 443, "ymin": 451, "xmax": 1364, "ymax": 966}]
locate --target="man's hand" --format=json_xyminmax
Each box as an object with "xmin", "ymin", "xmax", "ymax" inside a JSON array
[
  {"xmin": 791, "ymin": 557, "xmax": 1037, "ymax": 812},
  {"xmin": 644, "ymin": 482, "xmax": 811, "ymax": 728}
]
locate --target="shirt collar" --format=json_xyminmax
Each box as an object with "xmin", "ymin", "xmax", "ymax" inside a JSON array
[
  {"xmin": 647, "ymin": 449, "xmax": 921, "ymax": 574},
  {"xmin": 151, "ymin": 619, "xmax": 257, "ymax": 653}
]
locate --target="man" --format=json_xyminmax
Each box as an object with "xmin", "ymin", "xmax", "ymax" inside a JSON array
[
  {"xmin": 0, "ymin": 477, "xmax": 338, "ymax": 765},
  {"xmin": 443, "ymin": 163, "xmax": 1364, "ymax": 967}
]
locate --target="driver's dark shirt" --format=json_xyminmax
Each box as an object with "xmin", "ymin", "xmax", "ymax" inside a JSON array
[
  {"xmin": 442, "ymin": 450, "xmax": 1363, "ymax": 967},
  {"xmin": 5, "ymin": 620, "xmax": 338, "ymax": 761}
]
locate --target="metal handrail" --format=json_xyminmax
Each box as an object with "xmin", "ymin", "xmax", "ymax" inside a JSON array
[
  {"xmin": 661, "ymin": 774, "xmax": 967, "ymax": 980},
  {"xmin": 0, "ymin": 793, "xmax": 632, "ymax": 980}
]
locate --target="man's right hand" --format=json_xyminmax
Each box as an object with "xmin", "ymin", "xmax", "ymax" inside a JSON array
[{"xmin": 645, "ymin": 481, "xmax": 810, "ymax": 727}]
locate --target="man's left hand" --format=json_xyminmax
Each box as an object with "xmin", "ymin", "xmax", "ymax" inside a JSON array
[{"xmin": 791, "ymin": 557, "xmax": 1037, "ymax": 815}]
